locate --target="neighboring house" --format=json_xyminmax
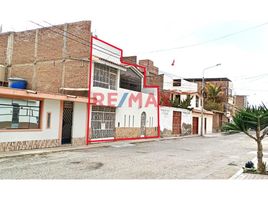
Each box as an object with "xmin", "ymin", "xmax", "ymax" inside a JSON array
[
  {"xmin": 234, "ymin": 95, "xmax": 248, "ymax": 112},
  {"xmin": 185, "ymin": 77, "xmax": 234, "ymax": 132},
  {"xmin": 0, "ymin": 87, "xmax": 96, "ymax": 151},
  {"xmin": 0, "ymin": 22, "xmax": 159, "ymax": 151},
  {"xmin": 136, "ymin": 61, "xmax": 213, "ymax": 136}
]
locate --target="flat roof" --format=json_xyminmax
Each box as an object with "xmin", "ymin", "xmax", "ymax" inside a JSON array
[
  {"xmin": 184, "ymin": 77, "xmax": 232, "ymax": 82},
  {"xmin": 0, "ymin": 87, "xmax": 96, "ymax": 104}
]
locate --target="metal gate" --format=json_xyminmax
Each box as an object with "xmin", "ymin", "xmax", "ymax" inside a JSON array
[
  {"xmin": 61, "ymin": 101, "xmax": 73, "ymax": 144},
  {"xmin": 91, "ymin": 106, "xmax": 116, "ymax": 139}
]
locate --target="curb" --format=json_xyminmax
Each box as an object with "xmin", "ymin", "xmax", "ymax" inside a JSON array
[
  {"xmin": 0, "ymin": 134, "xmax": 200, "ymax": 159},
  {"xmin": 229, "ymin": 157, "xmax": 257, "ymax": 179}
]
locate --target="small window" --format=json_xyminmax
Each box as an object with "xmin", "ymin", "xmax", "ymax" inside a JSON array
[
  {"xmin": 132, "ymin": 115, "xmax": 134, "ymax": 127},
  {"xmin": 47, "ymin": 112, "xmax": 51, "ymax": 129},
  {"xmin": 124, "ymin": 115, "xmax": 126, "ymax": 127},
  {"xmin": 196, "ymin": 96, "xmax": 199, "ymax": 107},
  {"xmin": 128, "ymin": 115, "xmax": 131, "ymax": 127}
]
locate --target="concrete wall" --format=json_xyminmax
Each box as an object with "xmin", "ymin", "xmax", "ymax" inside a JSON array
[
  {"xmin": 0, "ymin": 98, "xmax": 88, "ymax": 150},
  {"xmin": 192, "ymin": 112, "xmax": 213, "ymax": 134},
  {"xmin": 160, "ymin": 106, "xmax": 192, "ymax": 137},
  {"xmin": 72, "ymin": 102, "xmax": 87, "ymax": 139},
  {"xmin": 0, "ymin": 99, "xmax": 60, "ymax": 143},
  {"xmin": 116, "ymin": 88, "xmax": 158, "ymax": 129}
]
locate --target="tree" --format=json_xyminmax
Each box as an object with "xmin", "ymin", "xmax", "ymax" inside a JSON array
[
  {"xmin": 223, "ymin": 104, "xmax": 268, "ymax": 174},
  {"xmin": 170, "ymin": 95, "xmax": 193, "ymax": 110},
  {"xmin": 204, "ymin": 83, "xmax": 224, "ymax": 111},
  {"xmin": 205, "ymin": 83, "xmax": 224, "ymax": 103}
]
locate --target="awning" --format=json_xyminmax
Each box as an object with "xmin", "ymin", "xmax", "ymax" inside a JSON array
[{"xmin": 0, "ymin": 87, "xmax": 96, "ymax": 104}]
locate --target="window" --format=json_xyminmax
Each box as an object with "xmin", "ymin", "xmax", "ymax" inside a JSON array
[
  {"xmin": 47, "ymin": 112, "xmax": 51, "ymax": 129},
  {"xmin": 228, "ymin": 88, "xmax": 233, "ymax": 96},
  {"xmin": 132, "ymin": 115, "xmax": 134, "ymax": 127},
  {"xmin": 128, "ymin": 115, "xmax": 131, "ymax": 127},
  {"xmin": 196, "ymin": 96, "xmax": 199, "ymax": 107},
  {"xmin": 93, "ymin": 63, "xmax": 117, "ymax": 90},
  {"xmin": 120, "ymin": 68, "xmax": 142, "ymax": 92},
  {"xmin": 173, "ymin": 79, "xmax": 181, "ymax": 86},
  {"xmin": 0, "ymin": 98, "xmax": 41, "ymax": 129},
  {"xmin": 91, "ymin": 106, "xmax": 116, "ymax": 139}
]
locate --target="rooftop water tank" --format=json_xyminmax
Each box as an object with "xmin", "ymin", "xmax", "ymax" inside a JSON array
[{"xmin": 8, "ymin": 77, "xmax": 27, "ymax": 89}]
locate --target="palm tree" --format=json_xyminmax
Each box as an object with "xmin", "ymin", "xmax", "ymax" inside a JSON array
[
  {"xmin": 204, "ymin": 83, "xmax": 224, "ymax": 111},
  {"xmin": 205, "ymin": 83, "xmax": 223, "ymax": 103},
  {"xmin": 223, "ymin": 105, "xmax": 268, "ymax": 174}
]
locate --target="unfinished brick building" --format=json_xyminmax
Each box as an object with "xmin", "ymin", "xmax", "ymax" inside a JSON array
[{"xmin": 0, "ymin": 21, "xmax": 91, "ymax": 96}]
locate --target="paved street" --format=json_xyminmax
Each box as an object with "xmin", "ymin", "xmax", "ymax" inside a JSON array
[{"xmin": 0, "ymin": 133, "xmax": 267, "ymax": 179}]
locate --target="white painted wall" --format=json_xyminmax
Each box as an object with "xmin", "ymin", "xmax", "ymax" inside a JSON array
[
  {"xmin": 163, "ymin": 75, "xmax": 173, "ymax": 90},
  {"xmin": 192, "ymin": 112, "xmax": 213, "ymax": 134},
  {"xmin": 162, "ymin": 74, "xmax": 198, "ymax": 93},
  {"xmin": 92, "ymin": 39, "xmax": 121, "ymax": 65},
  {"xmin": 160, "ymin": 106, "xmax": 192, "ymax": 133},
  {"xmin": 0, "ymin": 99, "xmax": 60, "ymax": 143},
  {"xmin": 72, "ymin": 102, "xmax": 87, "ymax": 138},
  {"xmin": 116, "ymin": 88, "xmax": 158, "ymax": 128},
  {"xmin": 90, "ymin": 59, "xmax": 158, "ymax": 130}
]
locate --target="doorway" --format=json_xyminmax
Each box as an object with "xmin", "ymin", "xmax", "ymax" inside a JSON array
[
  {"xmin": 192, "ymin": 117, "xmax": 199, "ymax": 134},
  {"xmin": 61, "ymin": 101, "xmax": 73, "ymax": 144},
  {"xmin": 172, "ymin": 111, "xmax": 181, "ymax": 135},
  {"xmin": 140, "ymin": 111, "xmax": 146, "ymax": 136}
]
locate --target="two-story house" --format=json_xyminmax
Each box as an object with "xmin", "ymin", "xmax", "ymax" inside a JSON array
[{"xmin": 0, "ymin": 22, "xmax": 159, "ymax": 152}]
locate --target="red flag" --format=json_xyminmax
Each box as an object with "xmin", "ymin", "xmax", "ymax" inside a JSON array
[{"xmin": 171, "ymin": 59, "xmax": 175, "ymax": 66}]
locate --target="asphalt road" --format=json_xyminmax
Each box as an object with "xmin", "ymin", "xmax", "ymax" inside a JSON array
[{"xmin": 0, "ymin": 133, "xmax": 267, "ymax": 179}]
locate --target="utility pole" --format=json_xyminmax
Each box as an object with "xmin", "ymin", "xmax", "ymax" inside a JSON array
[{"xmin": 200, "ymin": 63, "xmax": 221, "ymax": 136}]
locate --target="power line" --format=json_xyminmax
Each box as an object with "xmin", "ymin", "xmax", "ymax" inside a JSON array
[
  {"xmin": 30, "ymin": 21, "xmax": 121, "ymax": 60},
  {"xmin": 42, "ymin": 20, "xmax": 121, "ymax": 58},
  {"xmin": 139, "ymin": 21, "xmax": 268, "ymax": 54}
]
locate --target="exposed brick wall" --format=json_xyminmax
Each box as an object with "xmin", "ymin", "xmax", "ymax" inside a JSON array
[
  {"xmin": 12, "ymin": 31, "xmax": 35, "ymax": 64},
  {"xmin": 0, "ymin": 33, "xmax": 8, "ymax": 65},
  {"xmin": 37, "ymin": 26, "xmax": 64, "ymax": 61},
  {"xmin": 36, "ymin": 61, "xmax": 63, "ymax": 93},
  {"xmin": 194, "ymin": 80, "xmax": 229, "ymax": 101},
  {"xmin": 66, "ymin": 21, "xmax": 91, "ymax": 58},
  {"xmin": 10, "ymin": 64, "xmax": 34, "ymax": 89},
  {"xmin": 146, "ymin": 74, "xmax": 163, "ymax": 90},
  {"xmin": 0, "ymin": 21, "xmax": 91, "ymax": 95},
  {"xmin": 64, "ymin": 60, "xmax": 88, "ymax": 89},
  {"xmin": 138, "ymin": 59, "xmax": 159, "ymax": 76},
  {"xmin": 122, "ymin": 56, "xmax": 137, "ymax": 64},
  {"xmin": 234, "ymin": 95, "xmax": 247, "ymax": 110}
]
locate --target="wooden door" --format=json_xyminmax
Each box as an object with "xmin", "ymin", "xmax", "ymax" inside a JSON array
[
  {"xmin": 192, "ymin": 117, "xmax": 199, "ymax": 134},
  {"xmin": 172, "ymin": 111, "xmax": 181, "ymax": 135}
]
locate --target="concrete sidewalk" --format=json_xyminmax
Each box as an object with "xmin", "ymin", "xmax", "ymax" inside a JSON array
[
  {"xmin": 230, "ymin": 157, "xmax": 268, "ymax": 179},
  {"xmin": 0, "ymin": 135, "xmax": 198, "ymax": 159}
]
